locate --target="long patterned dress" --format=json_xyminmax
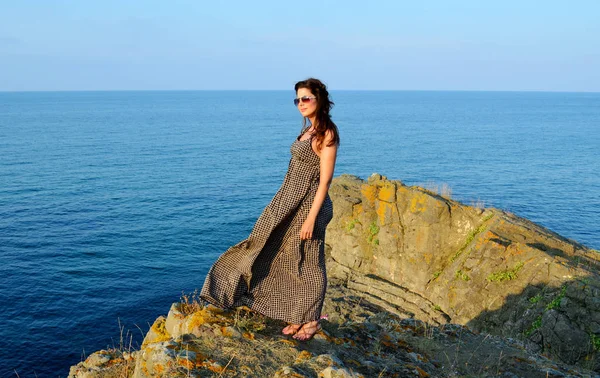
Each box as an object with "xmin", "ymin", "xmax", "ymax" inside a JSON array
[{"xmin": 200, "ymin": 133, "xmax": 333, "ymax": 324}]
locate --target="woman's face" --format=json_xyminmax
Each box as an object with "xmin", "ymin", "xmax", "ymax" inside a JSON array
[{"xmin": 296, "ymin": 87, "xmax": 318, "ymax": 119}]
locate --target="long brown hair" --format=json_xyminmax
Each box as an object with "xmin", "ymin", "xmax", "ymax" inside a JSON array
[{"xmin": 294, "ymin": 78, "xmax": 340, "ymax": 151}]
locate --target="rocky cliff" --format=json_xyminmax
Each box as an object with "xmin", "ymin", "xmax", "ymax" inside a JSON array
[
  {"xmin": 326, "ymin": 174, "xmax": 600, "ymax": 369},
  {"xmin": 68, "ymin": 174, "xmax": 600, "ymax": 377}
]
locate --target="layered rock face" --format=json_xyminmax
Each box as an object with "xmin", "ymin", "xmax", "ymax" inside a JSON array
[{"xmin": 326, "ymin": 174, "xmax": 600, "ymax": 368}]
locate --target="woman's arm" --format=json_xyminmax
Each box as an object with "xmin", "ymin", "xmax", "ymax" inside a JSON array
[{"xmin": 300, "ymin": 130, "xmax": 338, "ymax": 240}]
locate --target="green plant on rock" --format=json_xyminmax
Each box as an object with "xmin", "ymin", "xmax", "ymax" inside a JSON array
[
  {"xmin": 450, "ymin": 212, "xmax": 495, "ymax": 263},
  {"xmin": 455, "ymin": 270, "xmax": 470, "ymax": 281},
  {"xmin": 524, "ymin": 315, "xmax": 542, "ymax": 336},
  {"xmin": 528, "ymin": 293, "xmax": 543, "ymax": 304},
  {"xmin": 345, "ymin": 218, "xmax": 360, "ymax": 232},
  {"xmin": 432, "ymin": 271, "xmax": 442, "ymax": 280},
  {"xmin": 233, "ymin": 308, "xmax": 266, "ymax": 333},
  {"xmin": 481, "ymin": 212, "xmax": 494, "ymax": 222},
  {"xmin": 590, "ymin": 333, "xmax": 600, "ymax": 351},
  {"xmin": 487, "ymin": 261, "xmax": 524, "ymax": 282},
  {"xmin": 367, "ymin": 221, "xmax": 380, "ymax": 245},
  {"xmin": 546, "ymin": 285, "xmax": 567, "ymax": 310},
  {"xmin": 433, "ymin": 305, "xmax": 442, "ymax": 312}
]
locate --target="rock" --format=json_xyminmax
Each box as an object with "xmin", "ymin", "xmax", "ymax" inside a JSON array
[
  {"xmin": 541, "ymin": 310, "xmax": 590, "ymax": 364},
  {"xmin": 156, "ymin": 302, "xmax": 229, "ymax": 342},
  {"xmin": 133, "ymin": 340, "xmax": 179, "ymax": 378},
  {"xmin": 326, "ymin": 173, "xmax": 600, "ymax": 369},
  {"xmin": 142, "ymin": 316, "xmax": 170, "ymax": 346},
  {"xmin": 69, "ymin": 286, "xmax": 600, "ymax": 377},
  {"xmin": 319, "ymin": 366, "xmax": 362, "ymax": 378},
  {"xmin": 273, "ymin": 365, "xmax": 311, "ymax": 377},
  {"xmin": 220, "ymin": 325, "xmax": 242, "ymax": 339},
  {"xmin": 313, "ymin": 353, "xmax": 345, "ymax": 368},
  {"xmin": 68, "ymin": 349, "xmax": 134, "ymax": 378},
  {"xmin": 190, "ymin": 323, "xmax": 216, "ymax": 338},
  {"xmin": 68, "ymin": 173, "xmax": 600, "ymax": 376},
  {"xmin": 81, "ymin": 350, "xmax": 111, "ymax": 368},
  {"xmin": 164, "ymin": 303, "xmax": 185, "ymax": 338},
  {"xmin": 176, "ymin": 349, "xmax": 196, "ymax": 363},
  {"xmin": 407, "ymin": 351, "xmax": 424, "ymax": 363}
]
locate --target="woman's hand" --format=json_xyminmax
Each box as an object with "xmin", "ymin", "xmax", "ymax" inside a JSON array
[{"xmin": 300, "ymin": 218, "xmax": 316, "ymax": 240}]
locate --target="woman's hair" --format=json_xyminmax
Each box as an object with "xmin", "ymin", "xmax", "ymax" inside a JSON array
[{"xmin": 294, "ymin": 78, "xmax": 340, "ymax": 151}]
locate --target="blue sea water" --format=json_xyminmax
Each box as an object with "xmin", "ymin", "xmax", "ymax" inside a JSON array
[{"xmin": 0, "ymin": 90, "xmax": 599, "ymax": 376}]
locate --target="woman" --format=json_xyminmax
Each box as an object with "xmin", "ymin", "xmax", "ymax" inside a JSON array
[{"xmin": 200, "ymin": 78, "xmax": 339, "ymax": 341}]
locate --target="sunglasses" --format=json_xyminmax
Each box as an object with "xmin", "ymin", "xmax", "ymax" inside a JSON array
[{"xmin": 294, "ymin": 96, "xmax": 316, "ymax": 106}]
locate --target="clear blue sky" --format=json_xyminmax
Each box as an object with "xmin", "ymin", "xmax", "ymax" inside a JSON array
[{"xmin": 1, "ymin": 1, "xmax": 598, "ymax": 91}]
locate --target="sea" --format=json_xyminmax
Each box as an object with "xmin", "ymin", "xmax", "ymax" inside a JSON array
[{"xmin": 0, "ymin": 90, "xmax": 599, "ymax": 376}]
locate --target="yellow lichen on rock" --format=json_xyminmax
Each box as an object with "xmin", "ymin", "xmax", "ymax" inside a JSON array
[
  {"xmin": 376, "ymin": 200, "xmax": 399, "ymax": 226},
  {"xmin": 142, "ymin": 317, "xmax": 171, "ymax": 347},
  {"xmin": 295, "ymin": 350, "xmax": 312, "ymax": 363},
  {"xmin": 378, "ymin": 182, "xmax": 396, "ymax": 202},
  {"xmin": 410, "ymin": 193, "xmax": 427, "ymax": 213},
  {"xmin": 177, "ymin": 356, "xmax": 194, "ymax": 370},
  {"xmin": 360, "ymin": 184, "xmax": 377, "ymax": 207},
  {"xmin": 205, "ymin": 360, "xmax": 225, "ymax": 373},
  {"xmin": 187, "ymin": 310, "xmax": 210, "ymax": 330}
]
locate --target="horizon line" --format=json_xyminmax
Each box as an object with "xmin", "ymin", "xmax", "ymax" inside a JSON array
[{"xmin": 1, "ymin": 89, "xmax": 599, "ymax": 94}]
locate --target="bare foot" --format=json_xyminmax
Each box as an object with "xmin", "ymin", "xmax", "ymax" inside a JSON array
[
  {"xmin": 292, "ymin": 321, "xmax": 320, "ymax": 341},
  {"xmin": 282, "ymin": 323, "xmax": 301, "ymax": 335}
]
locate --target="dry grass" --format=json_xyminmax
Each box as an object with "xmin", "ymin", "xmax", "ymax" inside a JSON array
[
  {"xmin": 179, "ymin": 289, "xmax": 205, "ymax": 315},
  {"xmin": 65, "ymin": 318, "xmax": 137, "ymax": 378},
  {"xmin": 440, "ymin": 183, "xmax": 453, "ymax": 199},
  {"xmin": 470, "ymin": 198, "xmax": 486, "ymax": 209},
  {"xmin": 232, "ymin": 307, "xmax": 267, "ymax": 333},
  {"xmin": 419, "ymin": 181, "xmax": 494, "ymax": 210},
  {"xmin": 104, "ymin": 318, "xmax": 137, "ymax": 378},
  {"xmin": 181, "ymin": 311, "xmax": 298, "ymax": 377},
  {"xmin": 422, "ymin": 181, "xmax": 453, "ymax": 199}
]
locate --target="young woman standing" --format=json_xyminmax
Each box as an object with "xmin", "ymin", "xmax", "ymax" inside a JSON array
[{"xmin": 201, "ymin": 78, "xmax": 340, "ymax": 341}]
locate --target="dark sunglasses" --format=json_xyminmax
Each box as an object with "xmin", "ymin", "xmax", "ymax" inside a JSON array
[{"xmin": 293, "ymin": 96, "xmax": 316, "ymax": 106}]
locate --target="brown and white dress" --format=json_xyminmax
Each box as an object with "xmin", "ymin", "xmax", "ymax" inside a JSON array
[{"xmin": 200, "ymin": 131, "xmax": 333, "ymax": 324}]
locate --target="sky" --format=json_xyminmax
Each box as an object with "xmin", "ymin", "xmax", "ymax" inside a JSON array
[{"xmin": 0, "ymin": 1, "xmax": 599, "ymax": 91}]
